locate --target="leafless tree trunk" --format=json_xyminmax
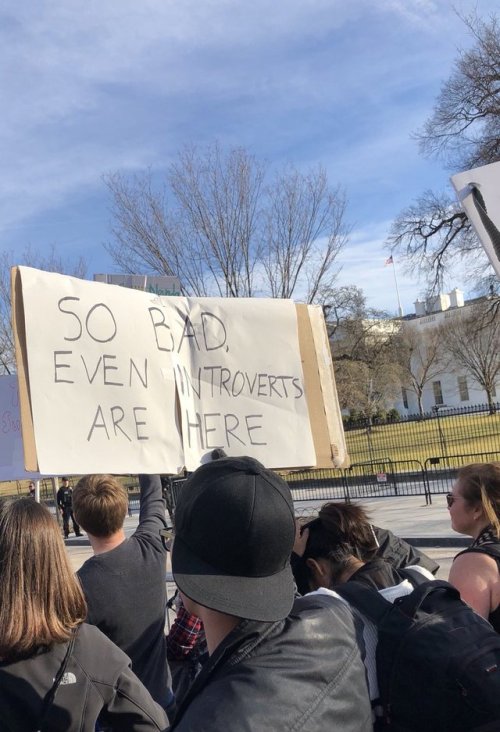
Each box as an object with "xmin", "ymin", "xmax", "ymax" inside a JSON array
[
  {"xmin": 105, "ymin": 143, "xmax": 347, "ymax": 301},
  {"xmin": 327, "ymin": 287, "xmax": 403, "ymax": 416},
  {"xmin": 442, "ymin": 299, "xmax": 500, "ymax": 414},
  {"xmin": 395, "ymin": 326, "xmax": 450, "ymax": 416}
]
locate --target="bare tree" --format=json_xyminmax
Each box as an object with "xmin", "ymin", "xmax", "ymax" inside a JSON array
[
  {"xmin": 388, "ymin": 191, "xmax": 477, "ymax": 290},
  {"xmin": 105, "ymin": 143, "xmax": 347, "ymax": 301},
  {"xmin": 169, "ymin": 144, "xmax": 265, "ymax": 297},
  {"xmin": 442, "ymin": 299, "xmax": 500, "ymax": 414},
  {"xmin": 395, "ymin": 325, "xmax": 450, "ymax": 416},
  {"xmin": 262, "ymin": 166, "xmax": 348, "ymax": 302},
  {"xmin": 0, "ymin": 246, "xmax": 87, "ymax": 375},
  {"xmin": 328, "ymin": 286, "xmax": 402, "ymax": 416},
  {"xmin": 417, "ymin": 14, "xmax": 500, "ymax": 170},
  {"xmin": 388, "ymin": 13, "xmax": 500, "ymax": 287},
  {"xmin": 334, "ymin": 356, "xmax": 402, "ymax": 419}
]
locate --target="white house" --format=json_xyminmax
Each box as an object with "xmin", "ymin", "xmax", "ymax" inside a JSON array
[{"xmin": 394, "ymin": 289, "xmax": 499, "ymax": 415}]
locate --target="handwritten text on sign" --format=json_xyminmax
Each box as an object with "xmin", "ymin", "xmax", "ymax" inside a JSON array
[{"xmin": 19, "ymin": 268, "xmax": 315, "ymax": 473}]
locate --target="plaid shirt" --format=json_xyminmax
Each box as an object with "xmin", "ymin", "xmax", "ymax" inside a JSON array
[{"xmin": 166, "ymin": 603, "xmax": 207, "ymax": 662}]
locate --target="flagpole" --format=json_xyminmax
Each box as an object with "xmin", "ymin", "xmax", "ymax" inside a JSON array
[
  {"xmin": 385, "ymin": 256, "xmax": 404, "ymax": 316},
  {"xmin": 391, "ymin": 259, "xmax": 404, "ymax": 317}
]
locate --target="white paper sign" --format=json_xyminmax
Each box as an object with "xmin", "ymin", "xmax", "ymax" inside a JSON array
[
  {"xmin": 0, "ymin": 375, "xmax": 41, "ymax": 481},
  {"xmin": 20, "ymin": 267, "xmax": 183, "ymax": 474},
  {"xmin": 451, "ymin": 161, "xmax": 500, "ymax": 279},
  {"xmin": 18, "ymin": 267, "xmax": 316, "ymax": 473},
  {"xmin": 171, "ymin": 297, "xmax": 315, "ymax": 470}
]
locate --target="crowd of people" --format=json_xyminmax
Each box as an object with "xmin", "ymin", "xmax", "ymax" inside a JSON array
[{"xmin": 1, "ymin": 459, "xmax": 500, "ymax": 730}]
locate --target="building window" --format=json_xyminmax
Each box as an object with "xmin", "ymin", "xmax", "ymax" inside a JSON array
[
  {"xmin": 401, "ymin": 387, "xmax": 409, "ymax": 409},
  {"xmin": 458, "ymin": 376, "xmax": 469, "ymax": 402},
  {"xmin": 432, "ymin": 381, "xmax": 444, "ymax": 406}
]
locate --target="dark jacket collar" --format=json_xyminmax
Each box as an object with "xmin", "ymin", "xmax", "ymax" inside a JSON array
[{"xmin": 171, "ymin": 615, "xmax": 282, "ymax": 726}]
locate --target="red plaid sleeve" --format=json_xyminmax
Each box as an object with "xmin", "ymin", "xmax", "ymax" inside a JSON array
[{"xmin": 166, "ymin": 604, "xmax": 205, "ymax": 661}]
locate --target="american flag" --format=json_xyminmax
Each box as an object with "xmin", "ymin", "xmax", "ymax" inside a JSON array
[{"xmin": 385, "ymin": 255, "xmax": 394, "ymax": 266}]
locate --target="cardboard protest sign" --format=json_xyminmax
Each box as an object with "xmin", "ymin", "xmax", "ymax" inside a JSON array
[
  {"xmin": 451, "ymin": 161, "xmax": 500, "ymax": 279},
  {"xmin": 0, "ymin": 375, "xmax": 41, "ymax": 481},
  {"xmin": 12, "ymin": 267, "xmax": 346, "ymax": 474}
]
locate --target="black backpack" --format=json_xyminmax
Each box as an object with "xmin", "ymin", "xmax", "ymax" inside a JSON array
[{"xmin": 336, "ymin": 572, "xmax": 500, "ymax": 732}]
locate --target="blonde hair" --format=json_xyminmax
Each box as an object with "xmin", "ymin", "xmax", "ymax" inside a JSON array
[
  {"xmin": 0, "ymin": 498, "xmax": 86, "ymax": 660},
  {"xmin": 458, "ymin": 463, "xmax": 500, "ymax": 538},
  {"xmin": 73, "ymin": 474, "xmax": 128, "ymax": 537}
]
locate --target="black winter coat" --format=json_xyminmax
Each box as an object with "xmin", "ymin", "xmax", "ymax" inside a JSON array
[
  {"xmin": 170, "ymin": 593, "xmax": 373, "ymax": 732},
  {"xmin": 0, "ymin": 623, "xmax": 169, "ymax": 731}
]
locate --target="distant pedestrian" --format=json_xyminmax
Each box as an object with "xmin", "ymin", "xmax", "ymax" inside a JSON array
[
  {"xmin": 28, "ymin": 481, "xmax": 35, "ymax": 499},
  {"xmin": 57, "ymin": 477, "xmax": 82, "ymax": 539}
]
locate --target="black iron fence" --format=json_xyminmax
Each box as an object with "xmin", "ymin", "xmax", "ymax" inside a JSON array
[
  {"xmin": 343, "ymin": 402, "xmax": 500, "ymax": 467},
  {"xmin": 287, "ymin": 450, "xmax": 500, "ymax": 505},
  {"xmin": 152, "ymin": 448, "xmax": 500, "ymax": 515}
]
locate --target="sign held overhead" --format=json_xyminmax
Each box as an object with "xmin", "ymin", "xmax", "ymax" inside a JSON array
[{"xmin": 12, "ymin": 267, "xmax": 347, "ymax": 474}]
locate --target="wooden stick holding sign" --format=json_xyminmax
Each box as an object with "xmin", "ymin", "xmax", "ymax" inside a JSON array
[{"xmin": 12, "ymin": 266, "xmax": 348, "ymax": 474}]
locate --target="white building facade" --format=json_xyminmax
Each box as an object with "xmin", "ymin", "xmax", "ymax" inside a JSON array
[{"xmin": 394, "ymin": 289, "xmax": 499, "ymax": 415}]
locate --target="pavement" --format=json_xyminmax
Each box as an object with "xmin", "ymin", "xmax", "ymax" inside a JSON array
[{"xmin": 65, "ymin": 494, "xmax": 465, "ymax": 582}]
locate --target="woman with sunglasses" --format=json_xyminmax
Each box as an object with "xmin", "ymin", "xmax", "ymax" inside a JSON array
[
  {"xmin": 447, "ymin": 462, "xmax": 500, "ymax": 631},
  {"xmin": 0, "ymin": 498, "xmax": 169, "ymax": 732}
]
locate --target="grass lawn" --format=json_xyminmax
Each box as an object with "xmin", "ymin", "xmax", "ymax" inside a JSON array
[
  {"xmin": 285, "ymin": 411, "xmax": 500, "ymax": 482},
  {"xmin": 345, "ymin": 411, "xmax": 500, "ymax": 467}
]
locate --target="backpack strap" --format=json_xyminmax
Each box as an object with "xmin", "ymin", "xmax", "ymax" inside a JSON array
[
  {"xmin": 334, "ymin": 581, "xmax": 393, "ymax": 624},
  {"xmin": 398, "ymin": 566, "xmax": 431, "ymax": 586},
  {"xmin": 337, "ymin": 577, "xmax": 462, "ymax": 624},
  {"xmin": 397, "ymin": 579, "xmax": 461, "ymax": 616}
]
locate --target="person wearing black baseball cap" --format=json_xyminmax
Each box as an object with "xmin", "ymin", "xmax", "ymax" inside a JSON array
[{"xmin": 170, "ymin": 456, "xmax": 372, "ymax": 732}]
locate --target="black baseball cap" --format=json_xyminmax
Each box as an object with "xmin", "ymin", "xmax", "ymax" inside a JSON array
[{"xmin": 172, "ymin": 456, "xmax": 295, "ymax": 622}]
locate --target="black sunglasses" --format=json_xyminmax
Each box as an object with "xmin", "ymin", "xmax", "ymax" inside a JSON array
[{"xmin": 446, "ymin": 493, "xmax": 455, "ymax": 508}]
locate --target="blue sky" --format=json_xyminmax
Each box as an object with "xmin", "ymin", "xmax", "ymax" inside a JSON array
[{"xmin": 1, "ymin": 0, "xmax": 497, "ymax": 315}]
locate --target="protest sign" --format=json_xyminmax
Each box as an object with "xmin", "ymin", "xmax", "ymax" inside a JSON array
[
  {"xmin": 13, "ymin": 267, "xmax": 183, "ymax": 475},
  {"xmin": 0, "ymin": 375, "xmax": 41, "ymax": 481},
  {"xmin": 451, "ymin": 161, "xmax": 500, "ymax": 279},
  {"xmin": 12, "ymin": 267, "xmax": 345, "ymax": 474},
  {"xmin": 171, "ymin": 296, "xmax": 315, "ymax": 469}
]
